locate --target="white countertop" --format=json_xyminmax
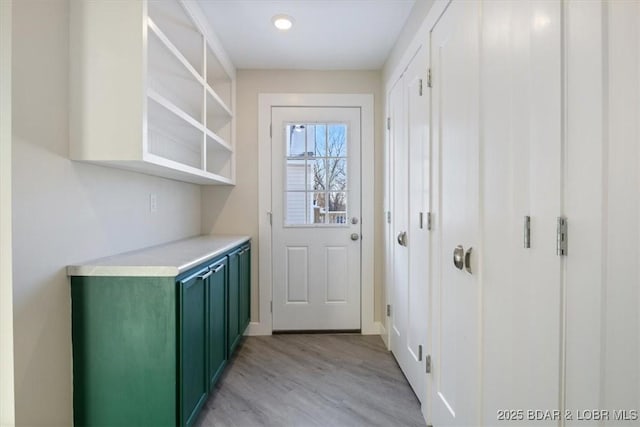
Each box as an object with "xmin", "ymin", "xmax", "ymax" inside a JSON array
[{"xmin": 67, "ymin": 235, "xmax": 250, "ymax": 277}]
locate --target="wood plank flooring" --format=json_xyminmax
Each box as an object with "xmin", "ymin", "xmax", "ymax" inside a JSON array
[{"xmin": 194, "ymin": 334, "xmax": 425, "ymax": 427}]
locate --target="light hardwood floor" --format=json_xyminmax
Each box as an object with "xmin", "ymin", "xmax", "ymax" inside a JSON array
[{"xmin": 195, "ymin": 334, "xmax": 426, "ymax": 427}]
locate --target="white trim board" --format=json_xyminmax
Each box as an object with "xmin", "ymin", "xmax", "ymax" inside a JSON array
[
  {"xmin": 0, "ymin": 0, "xmax": 15, "ymax": 423},
  {"xmin": 254, "ymin": 93, "xmax": 377, "ymax": 336}
]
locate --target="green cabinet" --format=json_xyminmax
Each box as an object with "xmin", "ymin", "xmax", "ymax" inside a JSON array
[
  {"xmin": 70, "ymin": 240, "xmax": 250, "ymax": 427},
  {"xmin": 227, "ymin": 244, "xmax": 251, "ymax": 355},
  {"xmin": 207, "ymin": 259, "xmax": 227, "ymax": 390},
  {"xmin": 179, "ymin": 266, "xmax": 209, "ymax": 427},
  {"xmin": 227, "ymin": 248, "xmax": 241, "ymax": 355},
  {"xmin": 239, "ymin": 246, "xmax": 251, "ymax": 334},
  {"xmin": 71, "ymin": 277, "xmax": 178, "ymax": 427}
]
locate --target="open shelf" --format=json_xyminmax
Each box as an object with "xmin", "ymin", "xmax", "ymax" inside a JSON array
[
  {"xmin": 147, "ymin": 25, "xmax": 203, "ymax": 122},
  {"xmin": 206, "ymin": 89, "xmax": 232, "ymax": 144},
  {"xmin": 70, "ymin": 0, "xmax": 235, "ymax": 186},
  {"xmin": 207, "ymin": 45, "xmax": 232, "ymax": 110},
  {"xmin": 147, "ymin": 95, "xmax": 203, "ymax": 170},
  {"xmin": 147, "ymin": 0, "xmax": 203, "ymax": 76},
  {"xmin": 206, "ymin": 133, "xmax": 233, "ymax": 178}
]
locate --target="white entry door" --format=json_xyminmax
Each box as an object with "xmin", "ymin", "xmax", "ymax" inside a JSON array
[
  {"xmin": 271, "ymin": 107, "xmax": 361, "ymax": 331},
  {"xmin": 430, "ymin": 1, "xmax": 481, "ymax": 425}
]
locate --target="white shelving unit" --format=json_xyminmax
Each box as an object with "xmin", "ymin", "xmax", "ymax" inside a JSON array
[{"xmin": 70, "ymin": 0, "xmax": 235, "ymax": 185}]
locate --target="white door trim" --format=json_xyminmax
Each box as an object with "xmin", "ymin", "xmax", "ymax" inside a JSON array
[
  {"xmin": 0, "ymin": 0, "xmax": 15, "ymax": 423},
  {"xmin": 252, "ymin": 93, "xmax": 376, "ymax": 335}
]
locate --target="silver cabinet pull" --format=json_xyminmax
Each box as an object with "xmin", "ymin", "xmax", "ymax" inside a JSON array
[
  {"xmin": 453, "ymin": 245, "xmax": 464, "ymax": 270},
  {"xmin": 198, "ymin": 270, "xmax": 212, "ymax": 280},
  {"xmin": 211, "ymin": 264, "xmax": 224, "ymax": 274},
  {"xmin": 464, "ymin": 247, "xmax": 473, "ymax": 274}
]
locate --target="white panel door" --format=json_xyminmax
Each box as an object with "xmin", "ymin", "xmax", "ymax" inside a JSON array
[
  {"xmin": 389, "ymin": 75, "xmax": 409, "ymax": 370},
  {"xmin": 430, "ymin": 1, "xmax": 481, "ymax": 425},
  {"xmin": 389, "ymin": 46, "xmax": 430, "ymax": 404},
  {"xmin": 565, "ymin": 1, "xmax": 640, "ymax": 423},
  {"xmin": 272, "ymin": 107, "xmax": 361, "ymax": 331},
  {"xmin": 480, "ymin": 0, "xmax": 562, "ymax": 424}
]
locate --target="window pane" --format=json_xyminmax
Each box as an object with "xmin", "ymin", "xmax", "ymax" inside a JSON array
[
  {"xmin": 286, "ymin": 159, "xmax": 307, "ymax": 191},
  {"xmin": 312, "ymin": 159, "xmax": 326, "ymax": 191},
  {"xmin": 327, "ymin": 124, "xmax": 347, "ymax": 157},
  {"xmin": 305, "ymin": 124, "xmax": 316, "ymax": 156},
  {"xmin": 285, "ymin": 191, "xmax": 310, "ymax": 225},
  {"xmin": 286, "ymin": 124, "xmax": 306, "ymax": 157},
  {"xmin": 314, "ymin": 124, "xmax": 327, "ymax": 157},
  {"xmin": 327, "ymin": 192, "xmax": 347, "ymax": 224},
  {"xmin": 327, "ymin": 158, "xmax": 347, "ymax": 191},
  {"xmin": 312, "ymin": 191, "xmax": 327, "ymax": 224}
]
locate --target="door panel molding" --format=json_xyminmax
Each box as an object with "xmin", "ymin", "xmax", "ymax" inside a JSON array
[{"xmin": 255, "ymin": 93, "xmax": 376, "ymax": 335}]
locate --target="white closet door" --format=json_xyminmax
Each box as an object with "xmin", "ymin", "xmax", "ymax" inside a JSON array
[
  {"xmin": 388, "ymin": 46, "xmax": 430, "ymax": 403},
  {"xmin": 406, "ymin": 47, "xmax": 429, "ymax": 404},
  {"xmin": 430, "ymin": 1, "xmax": 481, "ymax": 425},
  {"xmin": 480, "ymin": 1, "xmax": 562, "ymax": 424},
  {"xmin": 389, "ymin": 75, "xmax": 409, "ymax": 374},
  {"xmin": 565, "ymin": 1, "xmax": 640, "ymax": 423}
]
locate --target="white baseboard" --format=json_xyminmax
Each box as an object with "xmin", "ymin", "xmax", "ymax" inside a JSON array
[
  {"xmin": 245, "ymin": 321, "xmax": 272, "ymax": 336},
  {"xmin": 361, "ymin": 321, "xmax": 382, "ymax": 335}
]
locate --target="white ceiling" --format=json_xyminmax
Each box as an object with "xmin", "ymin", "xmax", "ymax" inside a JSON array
[{"xmin": 195, "ymin": 0, "xmax": 416, "ymax": 70}]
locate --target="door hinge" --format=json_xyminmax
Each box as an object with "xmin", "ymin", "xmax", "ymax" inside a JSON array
[
  {"xmin": 524, "ymin": 215, "xmax": 531, "ymax": 249},
  {"xmin": 386, "ymin": 117, "xmax": 391, "ymax": 131},
  {"xmin": 386, "ymin": 304, "xmax": 391, "ymax": 317},
  {"xmin": 419, "ymin": 79, "xmax": 423, "ymax": 96},
  {"xmin": 269, "ymin": 124, "xmax": 272, "ymax": 138},
  {"xmin": 267, "ymin": 211, "xmax": 272, "ymax": 226},
  {"xmin": 386, "ymin": 211, "xmax": 391, "ymax": 224},
  {"xmin": 418, "ymin": 345, "xmax": 423, "ymax": 361},
  {"xmin": 426, "ymin": 212, "xmax": 432, "ymax": 231},
  {"xmin": 419, "ymin": 212, "xmax": 424, "ymax": 229},
  {"xmin": 270, "ymin": 301, "xmax": 273, "ymax": 313},
  {"xmin": 427, "ymin": 68, "xmax": 432, "ymax": 88},
  {"xmin": 425, "ymin": 354, "xmax": 432, "ymax": 373},
  {"xmin": 557, "ymin": 217, "xmax": 568, "ymax": 256}
]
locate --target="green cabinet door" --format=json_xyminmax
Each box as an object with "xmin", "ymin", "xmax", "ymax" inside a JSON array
[
  {"xmin": 239, "ymin": 247, "xmax": 251, "ymax": 333},
  {"xmin": 208, "ymin": 259, "xmax": 227, "ymax": 390},
  {"xmin": 179, "ymin": 268, "xmax": 209, "ymax": 427},
  {"xmin": 227, "ymin": 249, "xmax": 241, "ymax": 355}
]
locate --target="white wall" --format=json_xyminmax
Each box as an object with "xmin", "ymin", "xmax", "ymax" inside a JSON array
[
  {"xmin": 11, "ymin": 1, "xmax": 202, "ymax": 425},
  {"xmin": 1, "ymin": 1, "xmax": 15, "ymax": 425},
  {"xmin": 202, "ymin": 69, "xmax": 384, "ymax": 324}
]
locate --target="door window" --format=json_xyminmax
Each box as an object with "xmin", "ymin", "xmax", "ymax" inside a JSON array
[{"xmin": 284, "ymin": 123, "xmax": 348, "ymax": 226}]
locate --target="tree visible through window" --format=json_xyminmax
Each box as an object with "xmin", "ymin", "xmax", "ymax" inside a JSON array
[{"xmin": 285, "ymin": 123, "xmax": 348, "ymax": 225}]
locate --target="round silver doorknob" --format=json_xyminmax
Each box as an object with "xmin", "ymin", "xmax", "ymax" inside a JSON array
[
  {"xmin": 453, "ymin": 245, "xmax": 464, "ymax": 270},
  {"xmin": 465, "ymin": 247, "xmax": 473, "ymax": 274},
  {"xmin": 397, "ymin": 231, "xmax": 407, "ymax": 246},
  {"xmin": 351, "ymin": 233, "xmax": 360, "ymax": 241}
]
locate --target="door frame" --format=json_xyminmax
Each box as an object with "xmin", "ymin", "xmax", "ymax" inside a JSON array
[
  {"xmin": 254, "ymin": 93, "xmax": 376, "ymax": 335},
  {"xmin": 0, "ymin": 0, "xmax": 15, "ymax": 424}
]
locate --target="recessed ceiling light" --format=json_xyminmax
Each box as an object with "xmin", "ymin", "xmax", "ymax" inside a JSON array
[{"xmin": 272, "ymin": 14, "xmax": 294, "ymax": 31}]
